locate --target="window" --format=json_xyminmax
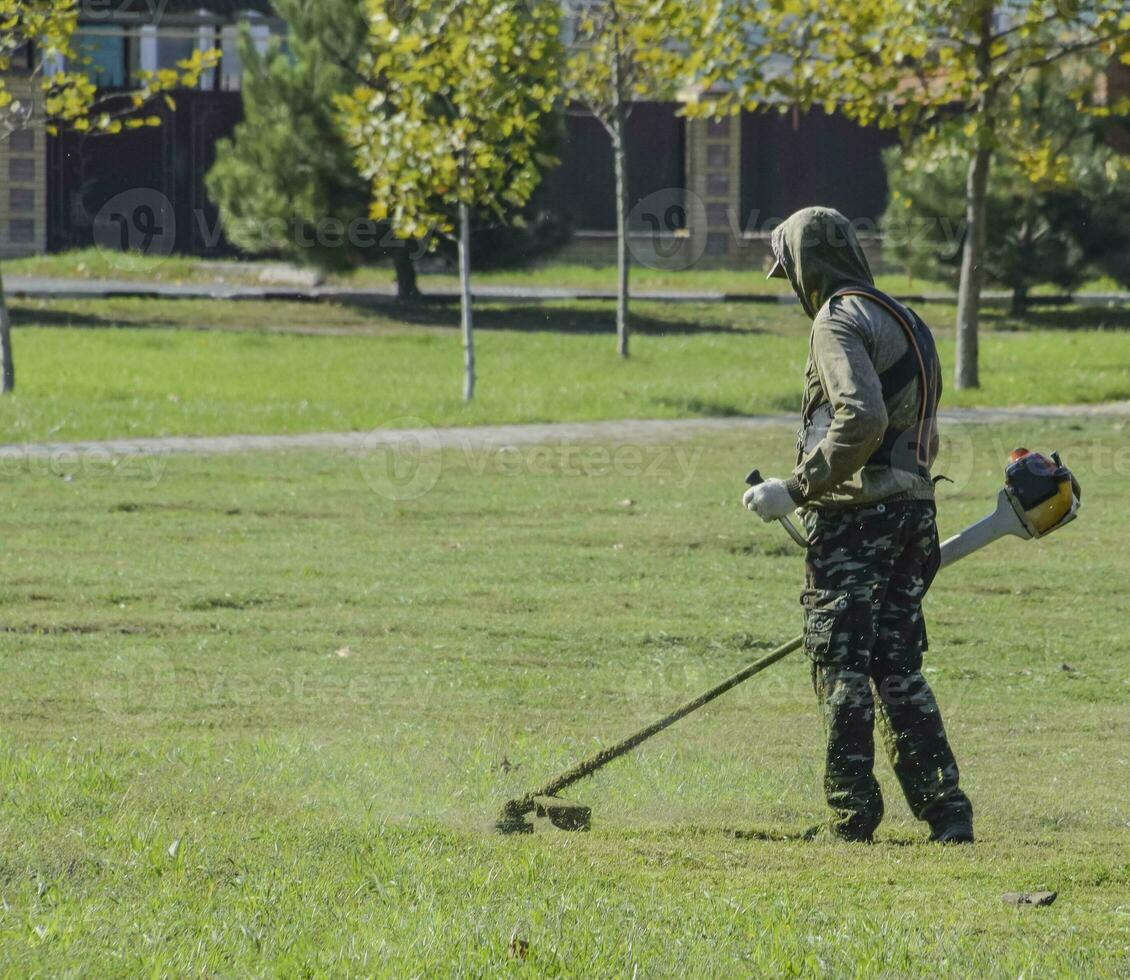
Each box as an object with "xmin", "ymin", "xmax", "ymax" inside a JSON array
[
  {"xmin": 10, "ymin": 188, "xmax": 35, "ymax": 213},
  {"xmin": 706, "ymin": 144, "xmax": 729, "ymax": 170},
  {"xmin": 158, "ymin": 34, "xmax": 198, "ymax": 72},
  {"xmin": 10, "ymin": 42, "xmax": 33, "ymax": 72},
  {"xmin": 9, "ymin": 220, "xmax": 36, "ymax": 244},
  {"xmin": 137, "ymin": 23, "xmax": 222, "ymax": 89},
  {"xmin": 8, "ymin": 129, "xmax": 34, "ymax": 153},
  {"xmin": 706, "ymin": 172, "xmax": 729, "ymax": 197},
  {"xmin": 74, "ymin": 28, "xmax": 127, "ymax": 88},
  {"xmin": 9, "ymin": 158, "xmax": 35, "ymax": 183},
  {"xmin": 219, "ymin": 19, "xmax": 274, "ymax": 91}
]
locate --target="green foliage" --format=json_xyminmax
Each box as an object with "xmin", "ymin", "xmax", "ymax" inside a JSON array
[
  {"xmin": 337, "ymin": 0, "xmax": 564, "ymax": 244},
  {"xmin": 205, "ymin": 0, "xmax": 399, "ymax": 273},
  {"xmin": 883, "ymin": 69, "xmax": 1130, "ymax": 309},
  {"xmin": 206, "ymin": 0, "xmax": 568, "ymax": 285},
  {"xmin": 1, "ymin": 0, "xmax": 217, "ymax": 134},
  {"xmin": 718, "ymin": 1, "xmax": 1130, "ymax": 136},
  {"xmin": 563, "ymin": 0, "xmax": 711, "ymax": 119}
]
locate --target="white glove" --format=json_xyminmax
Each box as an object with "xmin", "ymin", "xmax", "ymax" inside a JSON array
[{"xmin": 742, "ymin": 478, "xmax": 797, "ymax": 522}]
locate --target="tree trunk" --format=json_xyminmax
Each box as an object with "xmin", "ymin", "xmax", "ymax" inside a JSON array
[
  {"xmin": 458, "ymin": 202, "xmax": 474, "ymax": 402},
  {"xmin": 954, "ymin": 3, "xmax": 994, "ymax": 391},
  {"xmin": 1010, "ymin": 283, "xmax": 1028, "ymax": 317},
  {"xmin": 1010, "ymin": 217, "xmax": 1033, "ymax": 317},
  {"xmin": 0, "ymin": 264, "xmax": 13, "ymax": 394},
  {"xmin": 955, "ymin": 147, "xmax": 991, "ymax": 390},
  {"xmin": 610, "ymin": 56, "xmax": 630, "ymax": 358},
  {"xmin": 612, "ymin": 127, "xmax": 630, "ymax": 359},
  {"xmin": 954, "ymin": 146, "xmax": 991, "ymax": 389},
  {"xmin": 393, "ymin": 245, "xmax": 420, "ymax": 301}
]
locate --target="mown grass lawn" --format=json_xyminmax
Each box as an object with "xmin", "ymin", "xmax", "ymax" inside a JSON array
[
  {"xmin": 7, "ymin": 248, "xmax": 1127, "ymax": 297},
  {"xmin": 4, "ymin": 296, "xmax": 1130, "ymax": 443},
  {"xmin": 1, "ymin": 421, "xmax": 1127, "ymax": 975}
]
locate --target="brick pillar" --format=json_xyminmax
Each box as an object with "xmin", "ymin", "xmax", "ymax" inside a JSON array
[
  {"xmin": 685, "ymin": 113, "xmax": 741, "ymax": 264},
  {"xmin": 1, "ymin": 75, "xmax": 48, "ymax": 259}
]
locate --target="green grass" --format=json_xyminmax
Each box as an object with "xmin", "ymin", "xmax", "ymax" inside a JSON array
[
  {"xmin": 1, "ymin": 421, "xmax": 1127, "ymax": 975},
  {"xmin": 3, "ymin": 249, "xmax": 262, "ymax": 286},
  {"xmin": 7, "ymin": 248, "xmax": 1128, "ymax": 296},
  {"xmin": 4, "ymin": 295, "xmax": 1130, "ymax": 443}
]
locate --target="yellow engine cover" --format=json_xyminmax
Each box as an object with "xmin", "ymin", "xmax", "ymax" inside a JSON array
[{"xmin": 1023, "ymin": 477, "xmax": 1076, "ymax": 536}]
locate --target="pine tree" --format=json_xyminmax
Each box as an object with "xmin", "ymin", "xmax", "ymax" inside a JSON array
[
  {"xmin": 883, "ymin": 67, "xmax": 1130, "ymax": 315},
  {"xmin": 206, "ymin": 0, "xmax": 421, "ymax": 298}
]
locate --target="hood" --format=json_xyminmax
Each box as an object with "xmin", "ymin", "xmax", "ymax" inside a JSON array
[{"xmin": 769, "ymin": 207, "xmax": 874, "ymax": 318}]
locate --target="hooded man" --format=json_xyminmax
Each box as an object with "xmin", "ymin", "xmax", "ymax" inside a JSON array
[{"xmin": 743, "ymin": 206, "xmax": 973, "ymax": 844}]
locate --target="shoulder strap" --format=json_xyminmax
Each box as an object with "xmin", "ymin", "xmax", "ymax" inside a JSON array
[{"xmin": 830, "ymin": 284, "xmax": 939, "ymax": 474}]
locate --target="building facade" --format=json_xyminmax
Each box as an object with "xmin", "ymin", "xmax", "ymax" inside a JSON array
[{"xmin": 5, "ymin": 0, "xmax": 895, "ymax": 268}]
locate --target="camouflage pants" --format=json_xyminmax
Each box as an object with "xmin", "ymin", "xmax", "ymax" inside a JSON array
[{"xmin": 802, "ymin": 500, "xmax": 973, "ymax": 839}]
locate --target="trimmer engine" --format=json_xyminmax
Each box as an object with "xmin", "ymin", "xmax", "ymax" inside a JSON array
[{"xmin": 939, "ymin": 448, "xmax": 1080, "ymax": 567}]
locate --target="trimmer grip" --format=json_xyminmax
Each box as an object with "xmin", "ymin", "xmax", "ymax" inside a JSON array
[{"xmin": 743, "ymin": 466, "xmax": 810, "ymax": 549}]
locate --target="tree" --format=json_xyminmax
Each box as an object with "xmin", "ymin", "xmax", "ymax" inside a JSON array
[
  {"xmin": 0, "ymin": 0, "xmax": 216, "ymax": 393},
  {"xmin": 738, "ymin": 1, "xmax": 1130, "ymax": 389},
  {"xmin": 206, "ymin": 0, "xmax": 421, "ymax": 299},
  {"xmin": 338, "ymin": 0, "xmax": 562, "ymax": 401},
  {"xmin": 883, "ymin": 67, "xmax": 1130, "ymax": 315},
  {"xmin": 563, "ymin": 0, "xmax": 712, "ymax": 358}
]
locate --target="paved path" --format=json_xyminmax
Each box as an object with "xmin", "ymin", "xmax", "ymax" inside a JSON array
[
  {"xmin": 2, "ymin": 403, "xmax": 1128, "ymax": 461},
  {"xmin": 8, "ymin": 274, "xmax": 1130, "ymax": 308}
]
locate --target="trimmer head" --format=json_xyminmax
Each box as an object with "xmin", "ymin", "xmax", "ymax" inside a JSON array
[{"xmin": 494, "ymin": 796, "xmax": 592, "ymax": 834}]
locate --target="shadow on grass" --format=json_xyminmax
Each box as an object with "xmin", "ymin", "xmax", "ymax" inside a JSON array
[
  {"xmin": 10, "ymin": 298, "xmax": 766, "ymax": 337},
  {"xmin": 984, "ymin": 306, "xmax": 1130, "ymax": 332},
  {"xmin": 669, "ymin": 825, "xmax": 924, "ymax": 846},
  {"xmin": 376, "ymin": 301, "xmax": 766, "ymax": 336},
  {"xmin": 650, "ymin": 395, "xmax": 750, "ymax": 416}
]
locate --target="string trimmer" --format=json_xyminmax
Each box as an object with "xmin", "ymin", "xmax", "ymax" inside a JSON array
[{"xmin": 494, "ymin": 448, "xmax": 1080, "ymax": 834}]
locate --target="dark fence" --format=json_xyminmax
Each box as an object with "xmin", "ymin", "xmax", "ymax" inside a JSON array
[
  {"xmin": 540, "ymin": 102, "xmax": 686, "ymax": 233},
  {"xmin": 740, "ymin": 108, "xmax": 896, "ymax": 231},
  {"xmin": 47, "ymin": 90, "xmax": 243, "ymax": 256},
  {"xmin": 45, "ymin": 94, "xmax": 893, "ymax": 257}
]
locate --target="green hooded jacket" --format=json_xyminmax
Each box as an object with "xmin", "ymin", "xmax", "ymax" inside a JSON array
[{"xmin": 768, "ymin": 207, "xmax": 941, "ymax": 511}]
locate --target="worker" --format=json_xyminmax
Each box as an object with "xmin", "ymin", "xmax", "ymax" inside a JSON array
[{"xmin": 743, "ymin": 206, "xmax": 974, "ymax": 844}]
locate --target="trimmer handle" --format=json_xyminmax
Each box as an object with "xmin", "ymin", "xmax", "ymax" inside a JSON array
[{"xmin": 744, "ymin": 468, "xmax": 809, "ymax": 548}]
